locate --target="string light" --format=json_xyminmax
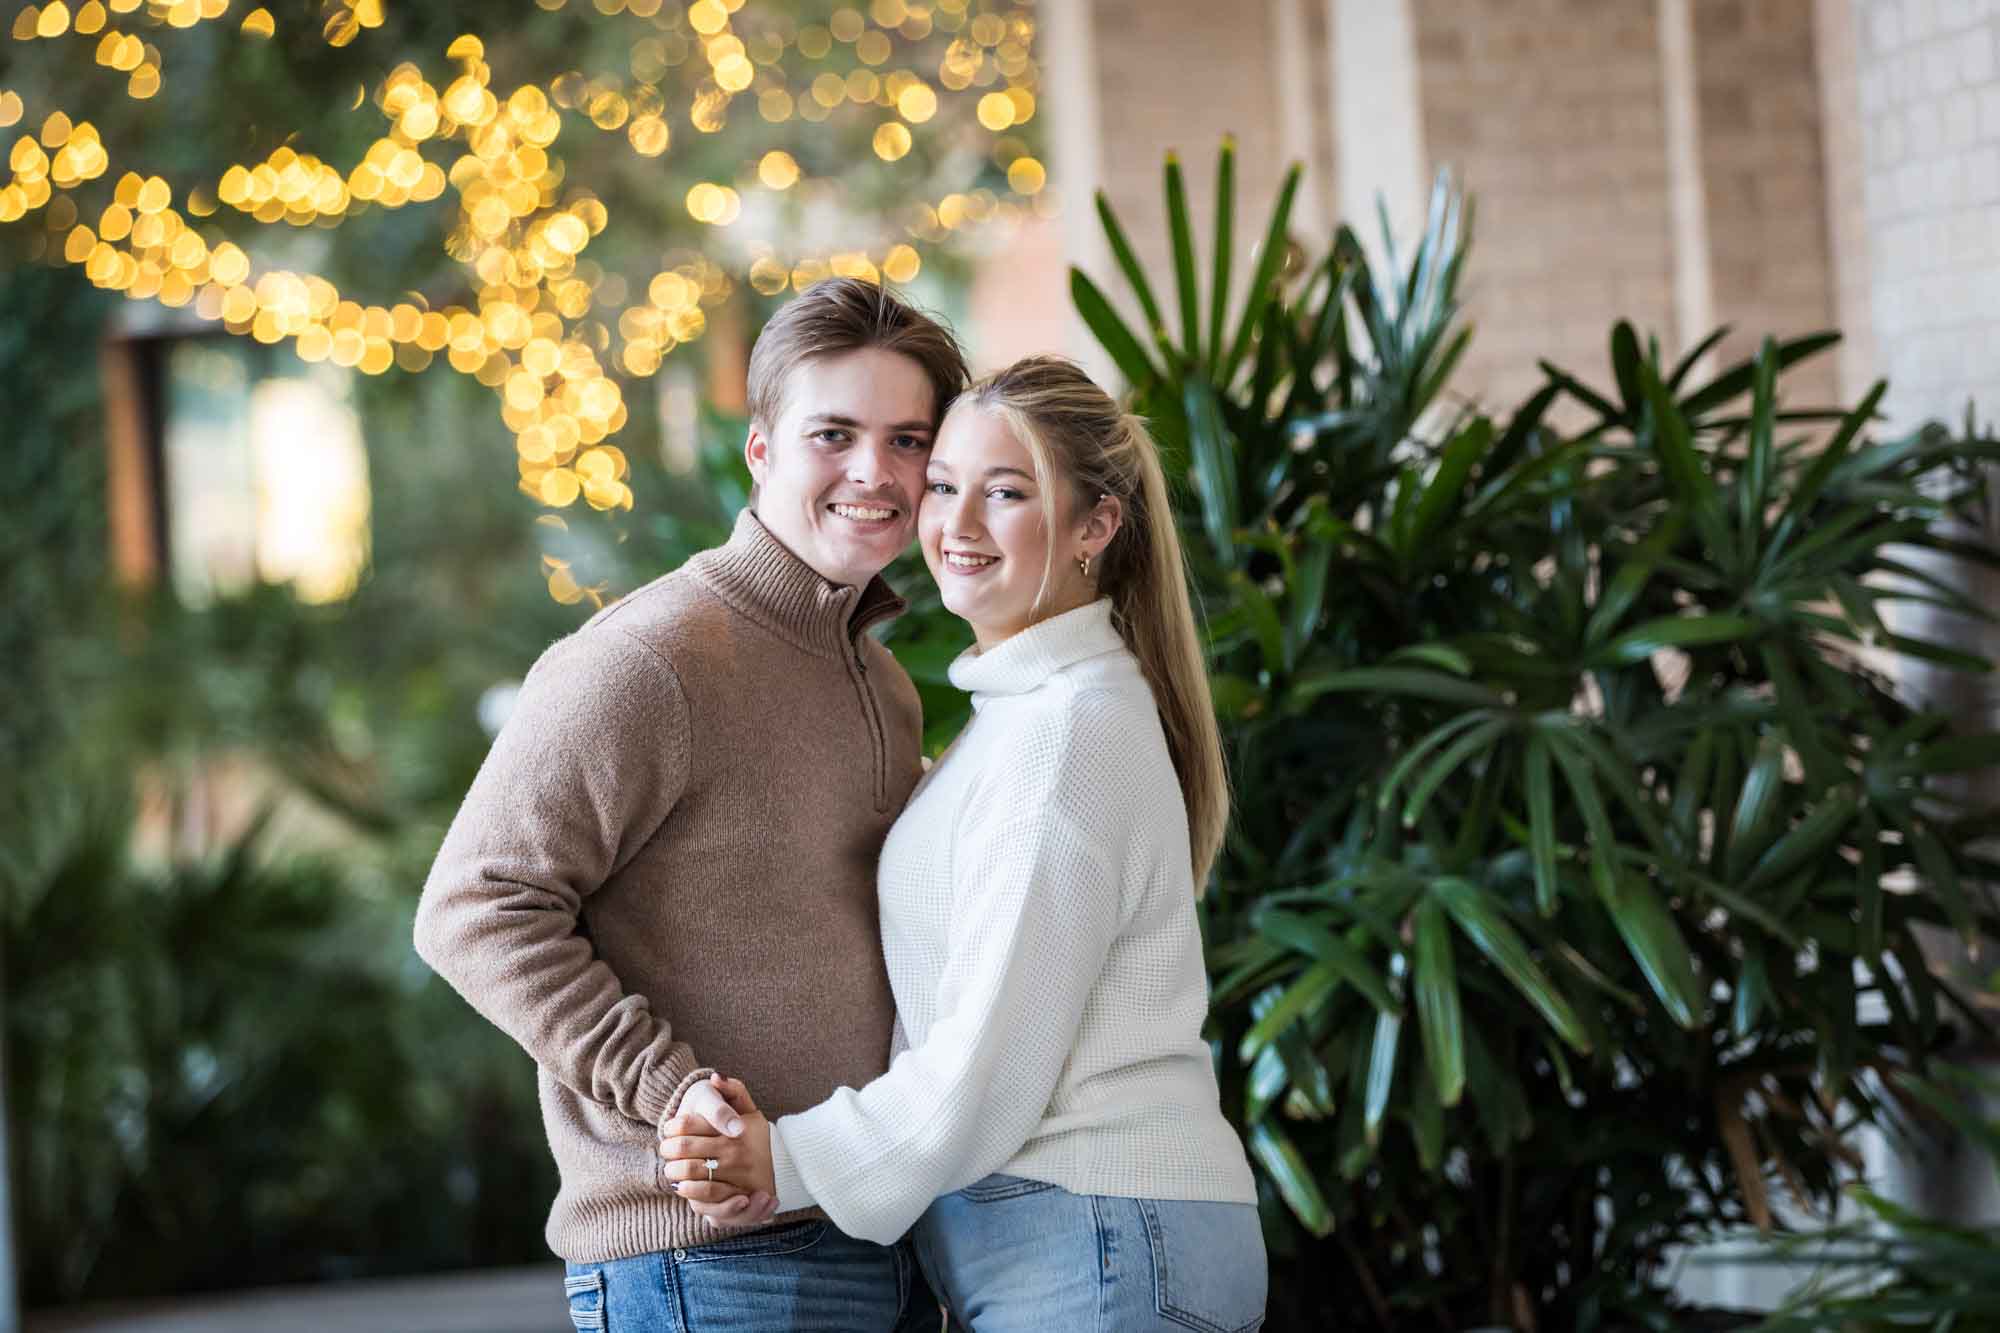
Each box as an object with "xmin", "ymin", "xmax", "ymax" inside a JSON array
[{"xmin": 2, "ymin": 0, "xmax": 1044, "ymax": 602}]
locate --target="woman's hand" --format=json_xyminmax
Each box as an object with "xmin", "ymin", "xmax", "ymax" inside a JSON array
[{"xmin": 659, "ymin": 1074, "xmax": 780, "ymax": 1228}]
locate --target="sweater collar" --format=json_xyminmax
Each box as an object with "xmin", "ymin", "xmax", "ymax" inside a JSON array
[
  {"xmin": 689, "ymin": 508, "xmax": 908, "ymax": 658},
  {"xmin": 949, "ymin": 598, "xmax": 1124, "ymax": 701}
]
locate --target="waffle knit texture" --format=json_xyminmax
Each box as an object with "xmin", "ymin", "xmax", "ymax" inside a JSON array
[
  {"xmin": 414, "ymin": 508, "xmax": 923, "ymax": 1263},
  {"xmin": 768, "ymin": 597, "xmax": 1257, "ymax": 1245}
]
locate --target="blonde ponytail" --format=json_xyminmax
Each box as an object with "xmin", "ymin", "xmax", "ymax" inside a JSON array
[
  {"xmin": 952, "ymin": 358, "xmax": 1231, "ymax": 890},
  {"xmin": 1115, "ymin": 413, "xmax": 1229, "ymax": 889}
]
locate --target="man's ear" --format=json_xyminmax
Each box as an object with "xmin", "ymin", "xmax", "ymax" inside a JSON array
[{"xmin": 744, "ymin": 424, "xmax": 770, "ymax": 487}]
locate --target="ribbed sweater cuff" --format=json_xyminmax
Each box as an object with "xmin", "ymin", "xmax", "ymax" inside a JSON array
[
  {"xmin": 640, "ymin": 1064, "xmax": 717, "ymax": 1129},
  {"xmin": 769, "ymin": 1121, "xmax": 816, "ymax": 1215}
]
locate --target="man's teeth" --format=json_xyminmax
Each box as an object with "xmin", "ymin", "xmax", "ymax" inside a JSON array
[
  {"xmin": 945, "ymin": 552, "xmax": 998, "ymax": 569},
  {"xmin": 832, "ymin": 503, "xmax": 896, "ymax": 521}
]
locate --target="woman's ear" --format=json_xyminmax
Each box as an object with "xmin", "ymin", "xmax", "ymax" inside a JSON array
[{"xmin": 1079, "ymin": 493, "xmax": 1123, "ymax": 561}]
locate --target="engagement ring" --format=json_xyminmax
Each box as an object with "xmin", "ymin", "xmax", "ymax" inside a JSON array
[{"xmin": 704, "ymin": 1157, "xmax": 719, "ymax": 1182}]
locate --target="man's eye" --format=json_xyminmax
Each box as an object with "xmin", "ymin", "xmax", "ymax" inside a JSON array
[
  {"xmin": 811, "ymin": 429, "xmax": 848, "ymax": 443},
  {"xmin": 893, "ymin": 435, "xmax": 929, "ymax": 450}
]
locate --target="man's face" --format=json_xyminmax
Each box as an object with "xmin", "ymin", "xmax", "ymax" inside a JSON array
[{"xmin": 746, "ymin": 346, "xmax": 936, "ymax": 588}]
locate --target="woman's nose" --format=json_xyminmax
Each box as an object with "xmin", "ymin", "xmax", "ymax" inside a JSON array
[{"xmin": 936, "ymin": 491, "xmax": 981, "ymax": 540}]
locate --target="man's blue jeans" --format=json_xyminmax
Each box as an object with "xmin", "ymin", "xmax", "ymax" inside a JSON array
[{"xmin": 562, "ymin": 1219, "xmax": 940, "ymax": 1332}]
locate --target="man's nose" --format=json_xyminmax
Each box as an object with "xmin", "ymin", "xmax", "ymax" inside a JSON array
[{"xmin": 846, "ymin": 438, "xmax": 898, "ymax": 491}]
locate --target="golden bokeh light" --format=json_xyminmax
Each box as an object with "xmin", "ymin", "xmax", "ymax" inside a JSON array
[
  {"xmin": 896, "ymin": 82, "xmax": 937, "ymax": 123},
  {"xmin": 1006, "ymin": 155, "xmax": 1045, "ymax": 195},
  {"xmin": 2, "ymin": 5, "xmax": 1045, "ymax": 601},
  {"xmin": 757, "ymin": 149, "xmax": 798, "ymax": 190},
  {"xmin": 882, "ymin": 242, "xmax": 920, "ymax": 283},
  {"xmin": 976, "ymin": 91, "xmax": 1014, "ymax": 131},
  {"xmin": 829, "ymin": 8, "xmax": 864, "ymax": 43},
  {"xmin": 872, "ymin": 121, "xmax": 912, "ymax": 161}
]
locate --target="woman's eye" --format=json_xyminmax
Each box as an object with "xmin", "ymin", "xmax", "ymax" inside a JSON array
[
  {"xmin": 990, "ymin": 488, "xmax": 1024, "ymax": 502},
  {"xmin": 926, "ymin": 481, "xmax": 955, "ymax": 495}
]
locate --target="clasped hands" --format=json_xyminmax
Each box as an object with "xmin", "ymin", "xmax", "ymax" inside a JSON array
[{"xmin": 657, "ymin": 1073, "xmax": 782, "ymax": 1229}]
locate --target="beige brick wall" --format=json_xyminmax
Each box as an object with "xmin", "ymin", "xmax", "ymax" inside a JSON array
[
  {"xmin": 1849, "ymin": 0, "xmax": 2000, "ymax": 431},
  {"xmin": 1413, "ymin": 0, "xmax": 1678, "ymax": 412},
  {"xmin": 1086, "ymin": 0, "xmax": 1310, "ymax": 358},
  {"xmin": 1842, "ymin": 0, "xmax": 2000, "ymax": 760},
  {"xmin": 1694, "ymin": 0, "xmax": 1841, "ymax": 405},
  {"xmin": 1815, "ymin": 0, "xmax": 1882, "ymax": 403}
]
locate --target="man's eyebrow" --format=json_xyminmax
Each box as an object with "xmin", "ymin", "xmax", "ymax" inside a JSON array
[{"xmin": 800, "ymin": 413, "xmax": 935, "ymax": 433}]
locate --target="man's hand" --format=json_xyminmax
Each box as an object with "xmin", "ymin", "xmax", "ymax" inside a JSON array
[
  {"xmin": 680, "ymin": 1072, "xmax": 753, "ymax": 1139},
  {"xmin": 659, "ymin": 1074, "xmax": 780, "ymax": 1228}
]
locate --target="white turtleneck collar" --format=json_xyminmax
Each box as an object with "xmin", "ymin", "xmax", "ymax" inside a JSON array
[{"xmin": 947, "ymin": 597, "xmax": 1125, "ymax": 702}]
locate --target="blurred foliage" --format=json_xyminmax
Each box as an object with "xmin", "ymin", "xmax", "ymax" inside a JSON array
[
  {"xmin": 1074, "ymin": 142, "xmax": 2000, "ymax": 1330},
  {"xmin": 0, "ymin": 782, "xmax": 556, "ymax": 1303},
  {"xmin": 1750, "ymin": 1062, "xmax": 2000, "ymax": 1331},
  {"xmin": 0, "ymin": 261, "xmax": 575, "ymax": 1307}
]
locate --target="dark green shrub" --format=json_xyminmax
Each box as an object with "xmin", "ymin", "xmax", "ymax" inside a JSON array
[{"xmin": 1067, "ymin": 141, "xmax": 2000, "ymax": 1330}]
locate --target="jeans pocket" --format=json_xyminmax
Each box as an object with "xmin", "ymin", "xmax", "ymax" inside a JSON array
[
  {"xmin": 956, "ymin": 1172, "xmax": 1060, "ymax": 1203},
  {"xmin": 678, "ymin": 1218, "xmax": 828, "ymax": 1261},
  {"xmin": 1138, "ymin": 1200, "xmax": 1267, "ymax": 1333},
  {"xmin": 562, "ymin": 1268, "xmax": 606, "ymax": 1332}
]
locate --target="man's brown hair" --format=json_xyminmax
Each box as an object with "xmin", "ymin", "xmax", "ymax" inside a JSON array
[{"xmin": 745, "ymin": 277, "xmax": 968, "ymax": 434}]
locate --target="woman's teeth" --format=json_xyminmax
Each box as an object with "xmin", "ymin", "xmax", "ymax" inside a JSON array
[
  {"xmin": 831, "ymin": 503, "xmax": 896, "ymax": 521},
  {"xmin": 945, "ymin": 552, "xmax": 997, "ymax": 570}
]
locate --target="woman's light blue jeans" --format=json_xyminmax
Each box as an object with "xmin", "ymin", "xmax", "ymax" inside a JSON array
[{"xmin": 912, "ymin": 1174, "xmax": 1267, "ymax": 1332}]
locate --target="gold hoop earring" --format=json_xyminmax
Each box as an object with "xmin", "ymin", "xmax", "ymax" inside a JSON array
[{"xmin": 1078, "ymin": 553, "xmax": 1092, "ymax": 579}]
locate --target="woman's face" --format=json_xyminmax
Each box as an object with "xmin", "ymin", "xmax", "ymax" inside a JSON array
[{"xmin": 919, "ymin": 406, "xmax": 1105, "ymax": 652}]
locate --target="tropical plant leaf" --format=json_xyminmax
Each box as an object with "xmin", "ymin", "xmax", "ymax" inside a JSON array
[
  {"xmin": 1255, "ymin": 907, "xmax": 1399, "ymax": 1014},
  {"xmin": 1433, "ymin": 876, "xmax": 1590, "ymax": 1052},
  {"xmin": 1642, "ymin": 366, "xmax": 1739, "ymax": 576},
  {"xmin": 1363, "ymin": 1001, "xmax": 1402, "ymax": 1147},
  {"xmin": 1679, "ymin": 330, "xmax": 1840, "ymax": 418},
  {"xmin": 1184, "ymin": 379, "xmax": 1239, "ymax": 562},
  {"xmin": 1094, "ymin": 190, "xmax": 1170, "ymax": 353},
  {"xmin": 1398, "ymin": 716, "xmax": 1510, "ymax": 828},
  {"xmin": 1600, "ymin": 871, "xmax": 1705, "ymax": 1028},
  {"xmin": 1610, "ymin": 321, "xmax": 1644, "ymax": 421},
  {"xmin": 1238, "ymin": 962, "xmax": 1338, "ymax": 1062},
  {"xmin": 1726, "ymin": 735, "xmax": 1789, "ymax": 881},
  {"xmin": 1164, "ymin": 152, "xmax": 1201, "ymax": 359},
  {"xmin": 1413, "ymin": 898, "xmax": 1465, "ymax": 1106},
  {"xmin": 1666, "ymin": 325, "xmax": 1731, "ymax": 391},
  {"xmin": 1291, "ymin": 668, "xmax": 1505, "ymax": 710},
  {"xmin": 1592, "ymin": 613, "xmax": 1759, "ymax": 667},
  {"xmin": 1207, "ymin": 137, "xmax": 1235, "ymax": 374},
  {"xmin": 1584, "ymin": 512, "xmax": 1688, "ymax": 647},
  {"xmin": 1070, "ymin": 268, "xmax": 1159, "ymax": 388},
  {"xmin": 1221, "ymin": 164, "xmax": 1302, "ymax": 383},
  {"xmin": 1524, "ymin": 733, "xmax": 1561, "ymax": 916},
  {"xmin": 1406, "ymin": 417, "xmax": 1490, "ymax": 556},
  {"xmin": 1248, "ymin": 1120, "xmax": 1335, "ymax": 1237}
]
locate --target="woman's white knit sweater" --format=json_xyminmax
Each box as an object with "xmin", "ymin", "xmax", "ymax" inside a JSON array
[{"xmin": 768, "ymin": 597, "xmax": 1256, "ymax": 1245}]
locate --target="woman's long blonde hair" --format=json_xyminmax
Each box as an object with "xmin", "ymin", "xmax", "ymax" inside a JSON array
[{"xmin": 953, "ymin": 356, "xmax": 1229, "ymax": 890}]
